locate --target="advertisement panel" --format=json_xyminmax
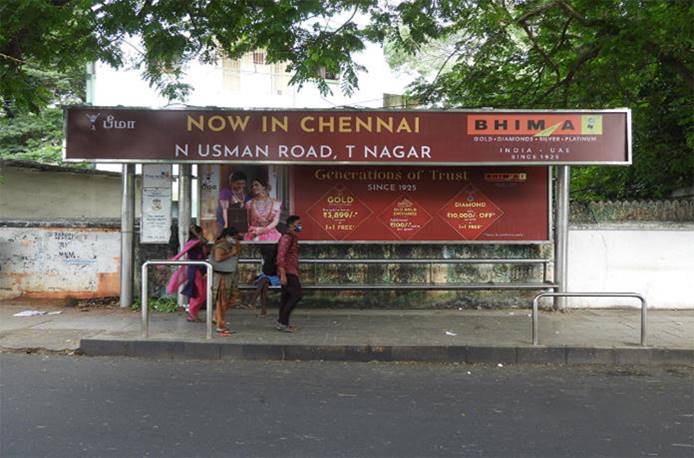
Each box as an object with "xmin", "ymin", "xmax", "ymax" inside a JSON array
[
  {"xmin": 65, "ymin": 107, "xmax": 630, "ymax": 165},
  {"xmin": 199, "ymin": 164, "xmax": 221, "ymax": 220},
  {"xmin": 291, "ymin": 166, "xmax": 550, "ymax": 243}
]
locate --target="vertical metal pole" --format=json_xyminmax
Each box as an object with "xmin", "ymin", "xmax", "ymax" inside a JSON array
[
  {"xmin": 178, "ymin": 164, "xmax": 192, "ymax": 247},
  {"xmin": 554, "ymin": 166, "xmax": 570, "ymax": 310},
  {"xmin": 141, "ymin": 263, "xmax": 149, "ymax": 338},
  {"xmin": 206, "ymin": 263, "xmax": 213, "ymax": 340},
  {"xmin": 85, "ymin": 62, "xmax": 96, "ymax": 105},
  {"xmin": 532, "ymin": 295, "xmax": 540, "ymax": 345},
  {"xmin": 120, "ymin": 164, "xmax": 135, "ymax": 308},
  {"xmin": 640, "ymin": 296, "xmax": 647, "ymax": 346},
  {"xmin": 177, "ymin": 164, "xmax": 192, "ymax": 307},
  {"xmin": 269, "ymin": 164, "xmax": 290, "ymax": 218},
  {"xmin": 192, "ymin": 164, "xmax": 201, "ymax": 223}
]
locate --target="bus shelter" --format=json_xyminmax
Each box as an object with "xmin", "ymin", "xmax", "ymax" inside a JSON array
[{"xmin": 63, "ymin": 107, "xmax": 631, "ymax": 310}]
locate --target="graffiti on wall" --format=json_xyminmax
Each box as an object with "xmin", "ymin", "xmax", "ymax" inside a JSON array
[{"xmin": 0, "ymin": 227, "xmax": 120, "ymax": 300}]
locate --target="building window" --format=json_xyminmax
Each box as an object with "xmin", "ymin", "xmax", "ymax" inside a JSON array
[
  {"xmin": 253, "ymin": 51, "xmax": 266, "ymax": 65},
  {"xmin": 222, "ymin": 58, "xmax": 241, "ymax": 91},
  {"xmin": 271, "ymin": 63, "xmax": 290, "ymax": 95},
  {"xmin": 318, "ymin": 67, "xmax": 339, "ymax": 81}
]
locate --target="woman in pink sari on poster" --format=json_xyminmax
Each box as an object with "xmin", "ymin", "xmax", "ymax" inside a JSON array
[
  {"xmin": 166, "ymin": 225, "xmax": 210, "ymax": 321},
  {"xmin": 244, "ymin": 178, "xmax": 282, "ymax": 242}
]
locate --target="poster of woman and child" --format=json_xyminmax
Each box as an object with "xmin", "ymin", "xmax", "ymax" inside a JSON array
[{"xmin": 167, "ymin": 164, "xmax": 299, "ymax": 336}]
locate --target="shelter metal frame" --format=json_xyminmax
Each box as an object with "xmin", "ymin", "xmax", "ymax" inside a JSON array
[{"xmin": 107, "ymin": 108, "xmax": 632, "ymax": 309}]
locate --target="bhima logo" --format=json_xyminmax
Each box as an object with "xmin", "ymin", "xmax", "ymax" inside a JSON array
[{"xmin": 468, "ymin": 115, "xmax": 602, "ymax": 136}]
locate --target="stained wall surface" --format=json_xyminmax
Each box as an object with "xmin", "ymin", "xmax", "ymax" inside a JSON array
[{"xmin": 0, "ymin": 226, "xmax": 120, "ymax": 300}]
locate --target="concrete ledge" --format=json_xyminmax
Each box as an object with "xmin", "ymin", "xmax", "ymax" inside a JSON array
[
  {"xmin": 517, "ymin": 347, "xmax": 567, "ymax": 364},
  {"xmin": 466, "ymin": 346, "xmax": 517, "ymax": 364},
  {"xmin": 80, "ymin": 339, "xmax": 694, "ymax": 367}
]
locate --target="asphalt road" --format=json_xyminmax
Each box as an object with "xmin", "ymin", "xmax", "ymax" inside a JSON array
[{"xmin": 1, "ymin": 354, "xmax": 693, "ymax": 458}]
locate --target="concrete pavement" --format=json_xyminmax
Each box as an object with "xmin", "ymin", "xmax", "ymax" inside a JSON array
[{"xmin": 1, "ymin": 304, "xmax": 692, "ymax": 365}]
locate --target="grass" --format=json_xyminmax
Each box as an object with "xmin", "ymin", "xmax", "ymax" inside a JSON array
[{"xmin": 130, "ymin": 297, "xmax": 180, "ymax": 313}]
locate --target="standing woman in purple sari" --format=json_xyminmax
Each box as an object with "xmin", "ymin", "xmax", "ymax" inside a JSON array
[{"xmin": 166, "ymin": 224, "xmax": 210, "ymax": 322}]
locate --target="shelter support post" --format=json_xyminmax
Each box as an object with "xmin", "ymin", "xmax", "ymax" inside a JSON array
[
  {"xmin": 177, "ymin": 164, "xmax": 192, "ymax": 306},
  {"xmin": 119, "ymin": 164, "xmax": 135, "ymax": 308},
  {"xmin": 554, "ymin": 165, "xmax": 570, "ymax": 310}
]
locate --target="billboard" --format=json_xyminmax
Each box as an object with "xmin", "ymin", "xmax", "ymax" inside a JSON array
[
  {"xmin": 64, "ymin": 107, "xmax": 630, "ymax": 165},
  {"xmin": 291, "ymin": 166, "xmax": 550, "ymax": 243}
]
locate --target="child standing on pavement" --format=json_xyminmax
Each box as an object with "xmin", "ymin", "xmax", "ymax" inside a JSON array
[{"xmin": 209, "ymin": 227, "xmax": 242, "ymax": 336}]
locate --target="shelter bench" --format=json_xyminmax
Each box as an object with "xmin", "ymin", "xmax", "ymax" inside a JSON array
[{"xmin": 237, "ymin": 258, "xmax": 557, "ymax": 291}]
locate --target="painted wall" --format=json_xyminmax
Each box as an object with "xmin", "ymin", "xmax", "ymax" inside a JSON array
[
  {"xmin": 0, "ymin": 226, "xmax": 120, "ymax": 300},
  {"xmin": 567, "ymin": 223, "xmax": 694, "ymax": 309},
  {"xmin": 0, "ymin": 161, "xmax": 141, "ymax": 219}
]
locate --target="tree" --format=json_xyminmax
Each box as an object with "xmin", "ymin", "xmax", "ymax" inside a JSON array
[
  {"xmin": 0, "ymin": 65, "xmax": 85, "ymax": 164},
  {"xmin": 385, "ymin": 0, "xmax": 693, "ymax": 200},
  {"xmin": 1, "ymin": 0, "xmax": 691, "ymax": 198},
  {"xmin": 0, "ymin": 0, "xmax": 386, "ymax": 164},
  {"xmin": 0, "ymin": 0, "xmax": 388, "ymax": 115}
]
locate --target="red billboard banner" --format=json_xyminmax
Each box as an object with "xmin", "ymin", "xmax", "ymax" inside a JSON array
[
  {"xmin": 291, "ymin": 166, "xmax": 549, "ymax": 242},
  {"xmin": 64, "ymin": 107, "xmax": 630, "ymax": 165}
]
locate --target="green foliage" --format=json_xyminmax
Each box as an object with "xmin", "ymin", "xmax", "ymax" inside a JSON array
[
  {"xmin": 1, "ymin": 0, "xmax": 691, "ymax": 198},
  {"xmin": 0, "ymin": 0, "xmax": 383, "ymax": 112},
  {"xmin": 0, "ymin": 107, "xmax": 62, "ymax": 163},
  {"xmin": 385, "ymin": 0, "xmax": 694, "ymax": 201},
  {"xmin": 0, "ymin": 0, "xmax": 386, "ymax": 165},
  {"xmin": 0, "ymin": 62, "xmax": 86, "ymax": 165},
  {"xmin": 130, "ymin": 296, "xmax": 180, "ymax": 313}
]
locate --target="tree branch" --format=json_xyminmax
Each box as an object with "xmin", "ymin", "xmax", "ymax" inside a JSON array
[
  {"xmin": 517, "ymin": 20, "xmax": 561, "ymax": 82},
  {"xmin": 658, "ymin": 52, "xmax": 694, "ymax": 90},
  {"xmin": 541, "ymin": 43, "xmax": 601, "ymax": 100},
  {"xmin": 643, "ymin": 43, "xmax": 694, "ymax": 91},
  {"xmin": 549, "ymin": 17, "xmax": 573, "ymax": 55},
  {"xmin": 556, "ymin": 0, "xmax": 609, "ymax": 27},
  {"xmin": 331, "ymin": 5, "xmax": 359, "ymax": 36},
  {"xmin": 0, "ymin": 52, "xmax": 26, "ymax": 65},
  {"xmin": 137, "ymin": 0, "xmax": 153, "ymax": 21},
  {"xmin": 429, "ymin": 42, "xmax": 462, "ymax": 87},
  {"xmin": 515, "ymin": 1, "xmax": 560, "ymax": 23}
]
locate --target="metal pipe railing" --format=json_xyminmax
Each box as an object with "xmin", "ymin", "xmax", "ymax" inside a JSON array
[
  {"xmin": 532, "ymin": 292, "xmax": 647, "ymax": 346},
  {"xmin": 239, "ymin": 258, "xmax": 552, "ymax": 265},
  {"xmin": 141, "ymin": 260, "xmax": 214, "ymax": 340},
  {"xmin": 238, "ymin": 282, "xmax": 557, "ymax": 291}
]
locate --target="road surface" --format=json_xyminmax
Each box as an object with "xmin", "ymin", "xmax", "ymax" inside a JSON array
[{"xmin": 1, "ymin": 354, "xmax": 692, "ymax": 457}]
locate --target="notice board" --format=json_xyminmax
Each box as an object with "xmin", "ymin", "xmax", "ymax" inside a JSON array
[{"xmin": 141, "ymin": 164, "xmax": 173, "ymax": 244}]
